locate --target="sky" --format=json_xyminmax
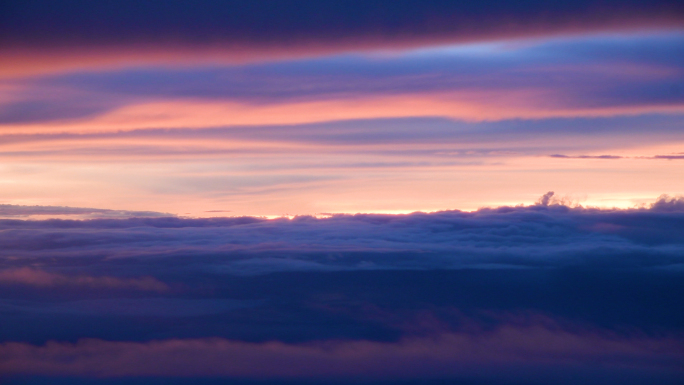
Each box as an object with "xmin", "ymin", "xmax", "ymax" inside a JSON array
[
  {"xmin": 1, "ymin": 1, "xmax": 684, "ymax": 384},
  {"xmin": 0, "ymin": 0, "xmax": 683, "ymax": 216}
]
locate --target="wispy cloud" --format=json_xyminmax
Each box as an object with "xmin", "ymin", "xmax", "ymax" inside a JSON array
[
  {"xmin": 550, "ymin": 154, "xmax": 684, "ymax": 160},
  {"xmin": 0, "ymin": 204, "xmax": 172, "ymax": 219},
  {"xmin": 0, "ymin": 268, "xmax": 169, "ymax": 292}
]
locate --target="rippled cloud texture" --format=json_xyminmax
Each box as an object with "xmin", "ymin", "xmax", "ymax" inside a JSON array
[{"xmin": 1, "ymin": 196, "xmax": 684, "ymax": 384}]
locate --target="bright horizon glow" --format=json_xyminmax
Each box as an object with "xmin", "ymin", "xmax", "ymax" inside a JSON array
[
  {"xmin": 0, "ymin": 30, "xmax": 682, "ymax": 218},
  {"xmin": 0, "ymin": 192, "xmax": 675, "ymax": 220}
]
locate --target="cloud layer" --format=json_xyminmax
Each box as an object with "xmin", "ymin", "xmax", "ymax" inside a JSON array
[
  {"xmin": 1, "ymin": 198, "xmax": 683, "ymax": 382},
  {"xmin": 2, "ymin": 196, "xmax": 683, "ymax": 272}
]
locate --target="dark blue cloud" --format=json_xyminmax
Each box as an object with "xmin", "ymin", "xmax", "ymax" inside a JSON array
[
  {"xmin": 2, "ymin": 1, "xmax": 681, "ymax": 50},
  {"xmin": 1, "ymin": 198, "xmax": 683, "ymax": 382}
]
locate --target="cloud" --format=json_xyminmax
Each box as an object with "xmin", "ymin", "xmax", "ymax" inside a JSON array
[
  {"xmin": 0, "ymin": 197, "xmax": 682, "ymax": 352},
  {"xmin": 0, "ymin": 195, "xmax": 683, "ymax": 273},
  {"xmin": 1, "ymin": 114, "xmax": 683, "ymax": 163},
  {"xmin": 0, "ymin": 298, "xmax": 258, "ymax": 317},
  {"xmin": 0, "ymin": 199, "xmax": 682, "ymax": 382},
  {"xmin": 0, "ymin": 322, "xmax": 681, "ymax": 381},
  {"xmin": 652, "ymin": 155, "xmax": 684, "ymax": 160},
  {"xmin": 650, "ymin": 194, "xmax": 684, "ymax": 212},
  {"xmin": 550, "ymin": 154, "xmax": 624, "ymax": 159},
  {"xmin": 0, "ymin": 204, "xmax": 173, "ymax": 219},
  {"xmin": 0, "ymin": 268, "xmax": 169, "ymax": 292},
  {"xmin": 3, "ymin": 33, "xmax": 682, "ymax": 127},
  {"xmin": 2, "ymin": 1, "xmax": 681, "ymax": 77},
  {"xmin": 550, "ymin": 154, "xmax": 684, "ymax": 160}
]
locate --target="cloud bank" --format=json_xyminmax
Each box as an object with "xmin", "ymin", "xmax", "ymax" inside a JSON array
[
  {"xmin": 2, "ymin": 195, "xmax": 683, "ymax": 273},
  {"xmin": 1, "ymin": 196, "xmax": 683, "ymax": 383}
]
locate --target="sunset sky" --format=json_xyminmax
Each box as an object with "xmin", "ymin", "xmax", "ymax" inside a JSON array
[
  {"xmin": 1, "ymin": 0, "xmax": 682, "ymax": 216},
  {"xmin": 1, "ymin": 2, "xmax": 684, "ymax": 384}
]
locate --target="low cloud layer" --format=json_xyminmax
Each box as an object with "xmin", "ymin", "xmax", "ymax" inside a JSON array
[
  {"xmin": 1, "ymin": 196, "xmax": 683, "ymax": 383},
  {"xmin": 1, "ymin": 195, "xmax": 683, "ymax": 273}
]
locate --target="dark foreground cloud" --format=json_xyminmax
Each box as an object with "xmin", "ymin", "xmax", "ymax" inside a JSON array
[{"xmin": 1, "ymin": 195, "xmax": 684, "ymax": 383}]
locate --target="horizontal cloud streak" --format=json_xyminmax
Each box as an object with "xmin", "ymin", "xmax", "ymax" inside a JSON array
[
  {"xmin": 1, "ymin": 326, "xmax": 682, "ymax": 381},
  {"xmin": 0, "ymin": 298, "xmax": 257, "ymax": 317},
  {"xmin": 2, "ymin": 33, "xmax": 682, "ymax": 128},
  {"xmin": 0, "ymin": 204, "xmax": 171, "ymax": 219},
  {"xmin": 550, "ymin": 154, "xmax": 684, "ymax": 160},
  {"xmin": 0, "ymin": 268, "xmax": 169, "ymax": 292},
  {"xmin": 2, "ymin": 1, "xmax": 681, "ymax": 77}
]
